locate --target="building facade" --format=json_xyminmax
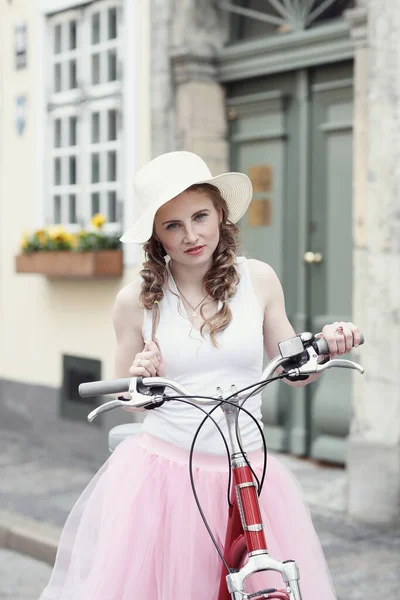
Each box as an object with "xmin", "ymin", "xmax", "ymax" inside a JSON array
[{"xmin": 0, "ymin": 0, "xmax": 399, "ymax": 523}]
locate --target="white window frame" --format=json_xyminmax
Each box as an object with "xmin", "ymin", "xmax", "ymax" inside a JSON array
[{"xmin": 37, "ymin": 0, "xmax": 144, "ymax": 265}]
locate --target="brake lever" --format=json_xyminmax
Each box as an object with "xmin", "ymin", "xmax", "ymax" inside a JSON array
[
  {"xmin": 285, "ymin": 346, "xmax": 364, "ymax": 380},
  {"xmin": 316, "ymin": 358, "xmax": 364, "ymax": 374},
  {"xmin": 87, "ymin": 391, "xmax": 163, "ymax": 422},
  {"xmin": 86, "ymin": 375, "xmax": 168, "ymax": 422},
  {"xmin": 88, "ymin": 399, "xmax": 129, "ymax": 422}
]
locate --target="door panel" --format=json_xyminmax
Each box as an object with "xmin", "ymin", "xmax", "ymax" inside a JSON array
[
  {"xmin": 227, "ymin": 76, "xmax": 300, "ymax": 453},
  {"xmin": 308, "ymin": 66, "xmax": 354, "ymax": 462}
]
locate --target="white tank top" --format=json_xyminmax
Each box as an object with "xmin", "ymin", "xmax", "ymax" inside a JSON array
[{"xmin": 142, "ymin": 256, "xmax": 265, "ymax": 455}]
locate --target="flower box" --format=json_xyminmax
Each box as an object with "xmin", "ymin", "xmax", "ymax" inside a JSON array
[{"xmin": 15, "ymin": 249, "xmax": 123, "ymax": 278}]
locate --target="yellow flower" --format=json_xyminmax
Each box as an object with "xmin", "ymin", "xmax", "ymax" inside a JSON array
[
  {"xmin": 65, "ymin": 232, "xmax": 78, "ymax": 248},
  {"xmin": 20, "ymin": 231, "xmax": 30, "ymax": 250},
  {"xmin": 91, "ymin": 213, "xmax": 107, "ymax": 229},
  {"xmin": 34, "ymin": 229, "xmax": 48, "ymax": 246},
  {"xmin": 47, "ymin": 225, "xmax": 67, "ymax": 243}
]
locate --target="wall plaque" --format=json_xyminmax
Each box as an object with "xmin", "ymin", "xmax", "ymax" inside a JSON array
[
  {"xmin": 248, "ymin": 198, "xmax": 272, "ymax": 227},
  {"xmin": 248, "ymin": 165, "xmax": 272, "ymax": 193}
]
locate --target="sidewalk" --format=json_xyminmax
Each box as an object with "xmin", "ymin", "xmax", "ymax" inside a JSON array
[
  {"xmin": 0, "ymin": 548, "xmax": 52, "ymax": 600},
  {"xmin": 1, "ymin": 425, "xmax": 399, "ymax": 600}
]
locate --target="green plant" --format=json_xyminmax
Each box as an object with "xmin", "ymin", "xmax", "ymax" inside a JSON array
[{"xmin": 20, "ymin": 214, "xmax": 121, "ymax": 254}]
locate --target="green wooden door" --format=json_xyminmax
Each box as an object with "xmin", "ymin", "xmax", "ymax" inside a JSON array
[
  {"xmin": 307, "ymin": 64, "xmax": 354, "ymax": 463},
  {"xmin": 227, "ymin": 62, "xmax": 354, "ymax": 462}
]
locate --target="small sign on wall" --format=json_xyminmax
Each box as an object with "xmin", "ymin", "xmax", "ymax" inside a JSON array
[
  {"xmin": 248, "ymin": 198, "xmax": 272, "ymax": 227},
  {"xmin": 15, "ymin": 22, "xmax": 27, "ymax": 69},
  {"xmin": 15, "ymin": 95, "xmax": 27, "ymax": 136},
  {"xmin": 248, "ymin": 164, "xmax": 273, "ymax": 193},
  {"xmin": 247, "ymin": 164, "xmax": 273, "ymax": 226}
]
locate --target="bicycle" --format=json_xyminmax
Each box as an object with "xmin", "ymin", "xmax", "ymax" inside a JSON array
[{"xmin": 79, "ymin": 331, "xmax": 364, "ymax": 600}]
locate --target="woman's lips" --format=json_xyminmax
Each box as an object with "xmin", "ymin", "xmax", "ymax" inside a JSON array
[{"xmin": 185, "ymin": 245, "xmax": 205, "ymax": 256}]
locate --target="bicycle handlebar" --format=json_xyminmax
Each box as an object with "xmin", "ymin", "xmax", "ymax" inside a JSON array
[{"xmin": 79, "ymin": 332, "xmax": 364, "ymax": 422}]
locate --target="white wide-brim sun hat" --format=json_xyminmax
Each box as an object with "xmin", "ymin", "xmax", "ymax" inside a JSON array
[{"xmin": 120, "ymin": 151, "xmax": 253, "ymax": 244}]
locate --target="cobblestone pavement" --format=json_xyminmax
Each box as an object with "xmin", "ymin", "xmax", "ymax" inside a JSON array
[{"xmin": 1, "ymin": 427, "xmax": 399, "ymax": 600}]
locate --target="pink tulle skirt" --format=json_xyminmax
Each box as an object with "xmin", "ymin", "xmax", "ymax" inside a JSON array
[{"xmin": 39, "ymin": 433, "xmax": 336, "ymax": 600}]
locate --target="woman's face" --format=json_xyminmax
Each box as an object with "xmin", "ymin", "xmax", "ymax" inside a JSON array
[{"xmin": 154, "ymin": 189, "xmax": 222, "ymax": 266}]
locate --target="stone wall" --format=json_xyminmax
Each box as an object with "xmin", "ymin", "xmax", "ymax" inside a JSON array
[
  {"xmin": 347, "ymin": 0, "xmax": 400, "ymax": 523},
  {"xmin": 151, "ymin": 0, "xmax": 229, "ymax": 175}
]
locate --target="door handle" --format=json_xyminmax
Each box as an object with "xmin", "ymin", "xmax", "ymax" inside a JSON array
[{"xmin": 304, "ymin": 251, "xmax": 323, "ymax": 264}]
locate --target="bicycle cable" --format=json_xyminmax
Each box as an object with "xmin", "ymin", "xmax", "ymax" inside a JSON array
[
  {"xmin": 162, "ymin": 373, "xmax": 285, "ymax": 571},
  {"xmin": 160, "ymin": 395, "xmax": 233, "ymax": 573},
  {"xmin": 188, "ymin": 396, "xmax": 264, "ymax": 503},
  {"xmin": 219, "ymin": 373, "xmax": 287, "ymax": 496},
  {"xmin": 234, "ymin": 374, "xmax": 287, "ymax": 495}
]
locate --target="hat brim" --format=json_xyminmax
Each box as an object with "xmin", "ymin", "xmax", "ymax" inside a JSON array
[{"xmin": 120, "ymin": 172, "xmax": 253, "ymax": 244}]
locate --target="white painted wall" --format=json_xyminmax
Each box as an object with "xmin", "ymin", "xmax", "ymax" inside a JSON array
[{"xmin": 0, "ymin": 0, "xmax": 150, "ymax": 387}]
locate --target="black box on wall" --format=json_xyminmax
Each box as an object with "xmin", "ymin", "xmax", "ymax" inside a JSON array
[{"xmin": 61, "ymin": 354, "xmax": 102, "ymax": 426}]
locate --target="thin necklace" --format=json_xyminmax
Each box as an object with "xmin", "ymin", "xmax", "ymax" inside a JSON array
[{"xmin": 175, "ymin": 283, "xmax": 208, "ymax": 318}]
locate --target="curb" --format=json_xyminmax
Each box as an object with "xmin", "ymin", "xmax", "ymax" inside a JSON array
[{"xmin": 0, "ymin": 510, "xmax": 60, "ymax": 565}]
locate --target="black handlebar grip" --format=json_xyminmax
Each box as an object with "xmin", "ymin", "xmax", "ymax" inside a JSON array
[
  {"xmin": 315, "ymin": 333, "xmax": 365, "ymax": 356},
  {"xmin": 79, "ymin": 377, "xmax": 131, "ymax": 398}
]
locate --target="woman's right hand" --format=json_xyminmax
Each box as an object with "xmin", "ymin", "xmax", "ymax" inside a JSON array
[{"xmin": 129, "ymin": 339, "xmax": 165, "ymax": 378}]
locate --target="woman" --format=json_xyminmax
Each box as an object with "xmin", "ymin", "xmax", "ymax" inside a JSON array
[{"xmin": 40, "ymin": 151, "xmax": 360, "ymax": 600}]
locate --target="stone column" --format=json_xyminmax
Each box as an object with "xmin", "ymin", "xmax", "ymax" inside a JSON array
[
  {"xmin": 150, "ymin": 0, "xmax": 176, "ymax": 157},
  {"xmin": 169, "ymin": 0, "xmax": 229, "ymax": 175},
  {"xmin": 346, "ymin": 0, "xmax": 400, "ymax": 524}
]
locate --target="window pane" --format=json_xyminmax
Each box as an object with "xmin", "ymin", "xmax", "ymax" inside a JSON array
[
  {"xmin": 69, "ymin": 59, "xmax": 77, "ymax": 89},
  {"xmin": 69, "ymin": 156, "xmax": 77, "ymax": 184},
  {"xmin": 69, "ymin": 20, "xmax": 77, "ymax": 50},
  {"xmin": 91, "ymin": 192, "xmax": 100, "ymax": 215},
  {"xmin": 92, "ymin": 12, "xmax": 100, "ymax": 44},
  {"xmin": 91, "ymin": 153, "xmax": 100, "ymax": 183},
  {"xmin": 108, "ymin": 109, "xmax": 117, "ymax": 141},
  {"xmin": 69, "ymin": 116, "xmax": 77, "ymax": 146},
  {"xmin": 54, "ymin": 24, "xmax": 62, "ymax": 54},
  {"xmin": 108, "ymin": 191, "xmax": 117, "ymax": 222},
  {"xmin": 54, "ymin": 63, "xmax": 62, "ymax": 92},
  {"xmin": 54, "ymin": 157, "xmax": 61, "ymax": 185},
  {"xmin": 108, "ymin": 151, "xmax": 117, "ymax": 181},
  {"xmin": 54, "ymin": 195, "xmax": 61, "ymax": 222},
  {"xmin": 108, "ymin": 7, "xmax": 117, "ymax": 39},
  {"xmin": 92, "ymin": 53, "xmax": 100, "ymax": 85},
  {"xmin": 107, "ymin": 49, "xmax": 117, "ymax": 81},
  {"xmin": 54, "ymin": 119, "xmax": 62, "ymax": 148},
  {"xmin": 69, "ymin": 194, "xmax": 77, "ymax": 224},
  {"xmin": 91, "ymin": 112, "xmax": 100, "ymax": 143}
]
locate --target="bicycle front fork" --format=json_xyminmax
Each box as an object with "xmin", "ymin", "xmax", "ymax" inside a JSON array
[{"xmin": 219, "ymin": 457, "xmax": 302, "ymax": 600}]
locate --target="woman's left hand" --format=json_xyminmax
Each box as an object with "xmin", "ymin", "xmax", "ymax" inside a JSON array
[{"xmin": 319, "ymin": 322, "xmax": 362, "ymax": 357}]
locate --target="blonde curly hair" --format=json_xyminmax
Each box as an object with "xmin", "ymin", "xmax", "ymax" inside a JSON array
[{"xmin": 139, "ymin": 183, "xmax": 241, "ymax": 346}]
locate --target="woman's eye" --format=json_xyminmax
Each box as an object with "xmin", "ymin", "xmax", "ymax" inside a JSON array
[
  {"xmin": 166, "ymin": 222, "xmax": 179, "ymax": 230},
  {"xmin": 195, "ymin": 213, "xmax": 208, "ymax": 221}
]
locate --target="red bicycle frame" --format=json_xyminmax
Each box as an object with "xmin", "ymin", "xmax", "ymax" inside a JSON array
[{"xmin": 217, "ymin": 458, "xmax": 292, "ymax": 600}]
